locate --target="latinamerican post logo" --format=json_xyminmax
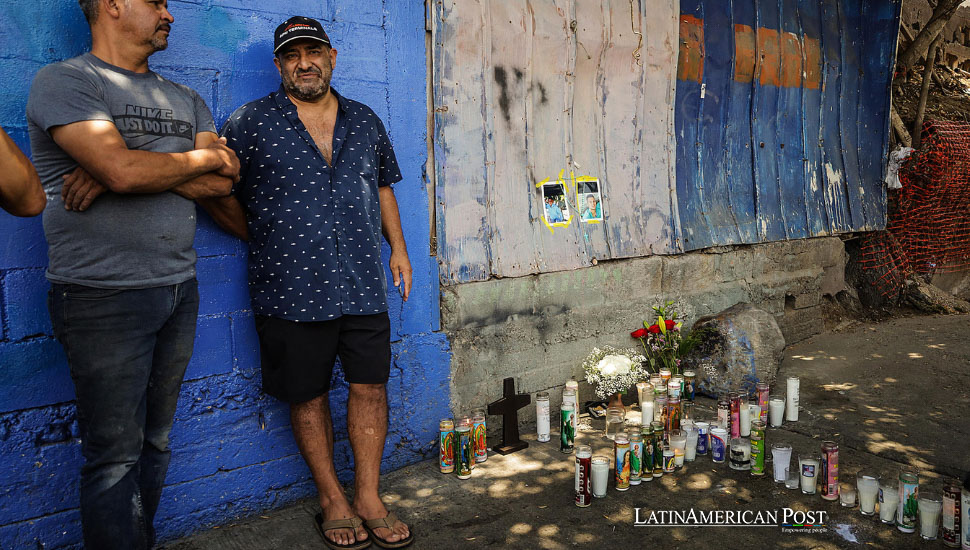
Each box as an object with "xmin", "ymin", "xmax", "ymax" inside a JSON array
[{"xmin": 634, "ymin": 508, "xmax": 828, "ymax": 534}]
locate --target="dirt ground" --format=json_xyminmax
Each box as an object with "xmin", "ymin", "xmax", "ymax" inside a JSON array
[{"xmin": 163, "ymin": 312, "xmax": 970, "ymax": 550}]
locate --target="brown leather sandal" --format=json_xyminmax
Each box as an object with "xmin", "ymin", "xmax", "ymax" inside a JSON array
[
  {"xmin": 361, "ymin": 511, "xmax": 413, "ymax": 549},
  {"xmin": 314, "ymin": 513, "xmax": 371, "ymax": 550}
]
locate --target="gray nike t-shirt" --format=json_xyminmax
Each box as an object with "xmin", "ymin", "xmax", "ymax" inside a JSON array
[{"xmin": 26, "ymin": 52, "xmax": 216, "ymax": 288}]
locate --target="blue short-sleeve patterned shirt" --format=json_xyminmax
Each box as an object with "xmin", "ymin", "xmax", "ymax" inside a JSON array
[{"xmin": 221, "ymin": 87, "xmax": 402, "ymax": 321}]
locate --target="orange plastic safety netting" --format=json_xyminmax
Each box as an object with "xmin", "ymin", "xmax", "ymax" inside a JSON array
[{"xmin": 860, "ymin": 120, "xmax": 970, "ymax": 297}]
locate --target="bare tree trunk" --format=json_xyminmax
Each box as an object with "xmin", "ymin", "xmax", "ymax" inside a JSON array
[
  {"xmin": 897, "ymin": 0, "xmax": 961, "ymax": 73},
  {"xmin": 913, "ymin": 33, "xmax": 945, "ymax": 148}
]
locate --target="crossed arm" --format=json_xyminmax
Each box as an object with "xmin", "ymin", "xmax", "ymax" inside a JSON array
[
  {"xmin": 51, "ymin": 120, "xmax": 239, "ymax": 210},
  {"xmin": 0, "ymin": 126, "xmax": 45, "ymax": 217}
]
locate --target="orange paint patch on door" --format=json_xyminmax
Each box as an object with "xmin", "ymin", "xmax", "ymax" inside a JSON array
[
  {"xmin": 781, "ymin": 32, "xmax": 802, "ymax": 88},
  {"xmin": 734, "ymin": 24, "xmax": 756, "ymax": 83},
  {"xmin": 678, "ymin": 15, "xmax": 705, "ymax": 83},
  {"xmin": 756, "ymin": 27, "xmax": 780, "ymax": 87},
  {"xmin": 802, "ymin": 37, "xmax": 821, "ymax": 90}
]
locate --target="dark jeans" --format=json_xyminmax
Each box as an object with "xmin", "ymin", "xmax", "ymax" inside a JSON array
[{"xmin": 49, "ymin": 279, "xmax": 199, "ymax": 550}]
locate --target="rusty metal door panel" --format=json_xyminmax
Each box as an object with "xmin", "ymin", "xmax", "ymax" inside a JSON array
[{"xmin": 673, "ymin": 0, "xmax": 899, "ymax": 251}]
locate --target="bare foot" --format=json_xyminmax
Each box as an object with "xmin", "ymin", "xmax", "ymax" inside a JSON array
[
  {"xmin": 320, "ymin": 493, "xmax": 368, "ymax": 546},
  {"xmin": 354, "ymin": 495, "xmax": 410, "ymax": 544}
]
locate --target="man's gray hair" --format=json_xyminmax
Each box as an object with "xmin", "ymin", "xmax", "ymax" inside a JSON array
[{"xmin": 78, "ymin": 0, "xmax": 99, "ymax": 24}]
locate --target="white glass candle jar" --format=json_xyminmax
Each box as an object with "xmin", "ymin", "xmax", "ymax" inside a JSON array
[
  {"xmin": 684, "ymin": 426, "xmax": 698, "ymax": 462},
  {"xmin": 771, "ymin": 443, "xmax": 792, "ymax": 483},
  {"xmin": 768, "ymin": 395, "xmax": 785, "ymax": 427},
  {"xmin": 840, "ymin": 484, "xmax": 857, "ymax": 507},
  {"xmin": 919, "ymin": 495, "xmax": 943, "ymax": 540},
  {"xmin": 565, "ymin": 380, "xmax": 579, "ymax": 409},
  {"xmin": 799, "ymin": 454, "xmax": 820, "ymax": 494},
  {"xmin": 879, "ymin": 480, "xmax": 899, "ymax": 524},
  {"xmin": 857, "ymin": 473, "xmax": 879, "ymax": 515},
  {"xmin": 669, "ymin": 430, "xmax": 687, "ymax": 467},
  {"xmin": 739, "ymin": 396, "xmax": 751, "ymax": 437},
  {"xmin": 640, "ymin": 400, "xmax": 654, "ymax": 428},
  {"xmin": 591, "ymin": 455, "xmax": 609, "ymax": 498},
  {"xmin": 785, "ymin": 377, "xmax": 800, "ymax": 422},
  {"xmin": 536, "ymin": 391, "xmax": 550, "ymax": 442}
]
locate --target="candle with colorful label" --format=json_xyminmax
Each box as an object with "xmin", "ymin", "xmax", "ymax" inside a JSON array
[
  {"xmin": 456, "ymin": 425, "xmax": 473, "ymax": 479},
  {"xmin": 799, "ymin": 454, "xmax": 819, "ymax": 494},
  {"xmin": 756, "ymin": 382, "xmax": 770, "ymax": 422},
  {"xmin": 439, "ymin": 419, "xmax": 455, "ymax": 474},
  {"xmin": 960, "ymin": 473, "xmax": 970, "ymax": 550},
  {"xmin": 575, "ymin": 445, "xmax": 592, "ymax": 507},
  {"xmin": 641, "ymin": 426, "xmax": 655, "ymax": 482},
  {"xmin": 651, "ymin": 422, "xmax": 664, "ymax": 478},
  {"xmin": 683, "ymin": 369, "xmax": 696, "ymax": 401},
  {"xmin": 942, "ymin": 482, "xmax": 960, "ymax": 547},
  {"xmin": 695, "ymin": 421, "xmax": 710, "ymax": 455},
  {"xmin": 898, "ymin": 470, "xmax": 920, "ymax": 533},
  {"xmin": 729, "ymin": 392, "xmax": 742, "ymax": 438},
  {"xmin": 749, "ymin": 421, "xmax": 765, "ymax": 476},
  {"xmin": 710, "ymin": 427, "xmax": 727, "ymax": 464},
  {"xmin": 820, "ymin": 441, "xmax": 839, "ymax": 501},
  {"xmin": 629, "ymin": 432, "xmax": 643, "ymax": 485},
  {"xmin": 614, "ymin": 432, "xmax": 631, "ymax": 491},
  {"xmin": 471, "ymin": 408, "xmax": 487, "ymax": 464},
  {"xmin": 560, "ymin": 400, "xmax": 575, "ymax": 453}
]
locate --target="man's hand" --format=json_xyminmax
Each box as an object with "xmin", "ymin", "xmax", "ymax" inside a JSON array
[
  {"xmin": 61, "ymin": 166, "xmax": 107, "ymax": 211},
  {"xmin": 207, "ymin": 137, "xmax": 240, "ymax": 182},
  {"xmin": 389, "ymin": 249, "xmax": 413, "ymax": 302}
]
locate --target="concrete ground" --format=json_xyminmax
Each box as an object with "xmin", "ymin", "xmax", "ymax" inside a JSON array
[{"xmin": 164, "ymin": 313, "xmax": 970, "ymax": 550}]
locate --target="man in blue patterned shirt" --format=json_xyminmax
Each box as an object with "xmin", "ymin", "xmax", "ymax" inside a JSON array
[{"xmin": 205, "ymin": 16, "xmax": 413, "ymax": 550}]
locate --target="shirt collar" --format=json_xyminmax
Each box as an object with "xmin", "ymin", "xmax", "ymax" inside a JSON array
[{"xmin": 272, "ymin": 85, "xmax": 348, "ymax": 113}]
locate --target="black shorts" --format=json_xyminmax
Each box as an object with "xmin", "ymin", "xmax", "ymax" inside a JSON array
[{"xmin": 254, "ymin": 312, "xmax": 391, "ymax": 403}]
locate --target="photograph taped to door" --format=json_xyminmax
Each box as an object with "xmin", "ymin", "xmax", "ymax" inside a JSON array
[
  {"xmin": 577, "ymin": 178, "xmax": 603, "ymax": 223},
  {"xmin": 541, "ymin": 182, "xmax": 571, "ymax": 226}
]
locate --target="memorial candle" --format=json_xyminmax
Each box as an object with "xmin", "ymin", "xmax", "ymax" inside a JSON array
[
  {"xmin": 919, "ymin": 495, "xmax": 943, "ymax": 540},
  {"xmin": 739, "ymin": 396, "xmax": 751, "ymax": 437},
  {"xmin": 799, "ymin": 454, "xmax": 820, "ymax": 494},
  {"xmin": 768, "ymin": 395, "xmax": 785, "ymax": 427},
  {"xmin": 786, "ymin": 377, "xmax": 800, "ymax": 422},
  {"xmin": 591, "ymin": 455, "xmax": 609, "ymax": 498},
  {"xmin": 857, "ymin": 473, "xmax": 880, "ymax": 516}
]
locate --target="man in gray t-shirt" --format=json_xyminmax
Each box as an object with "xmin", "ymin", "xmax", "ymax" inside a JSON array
[{"xmin": 25, "ymin": 1, "xmax": 239, "ymax": 548}]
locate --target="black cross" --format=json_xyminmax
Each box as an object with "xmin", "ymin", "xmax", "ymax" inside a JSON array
[{"xmin": 487, "ymin": 377, "xmax": 531, "ymax": 455}]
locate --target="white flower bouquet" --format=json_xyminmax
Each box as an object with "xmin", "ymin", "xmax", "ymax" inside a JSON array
[{"xmin": 582, "ymin": 346, "xmax": 647, "ymax": 400}]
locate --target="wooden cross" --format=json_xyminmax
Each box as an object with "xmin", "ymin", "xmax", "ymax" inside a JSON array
[{"xmin": 487, "ymin": 377, "xmax": 531, "ymax": 455}]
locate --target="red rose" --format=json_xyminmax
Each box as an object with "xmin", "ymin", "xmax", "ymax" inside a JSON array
[
  {"xmin": 665, "ymin": 319, "xmax": 676, "ymax": 330},
  {"xmin": 648, "ymin": 324, "xmax": 661, "ymax": 334},
  {"xmin": 631, "ymin": 328, "xmax": 648, "ymax": 339}
]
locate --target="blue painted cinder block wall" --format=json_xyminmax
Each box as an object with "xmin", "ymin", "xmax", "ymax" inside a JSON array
[{"xmin": 0, "ymin": 1, "xmax": 449, "ymax": 547}]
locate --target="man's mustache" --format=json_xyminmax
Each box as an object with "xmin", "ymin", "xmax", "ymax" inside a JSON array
[{"xmin": 296, "ymin": 68, "xmax": 322, "ymax": 76}]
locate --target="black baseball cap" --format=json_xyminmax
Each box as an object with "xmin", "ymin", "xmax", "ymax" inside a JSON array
[{"xmin": 274, "ymin": 16, "xmax": 331, "ymax": 54}]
